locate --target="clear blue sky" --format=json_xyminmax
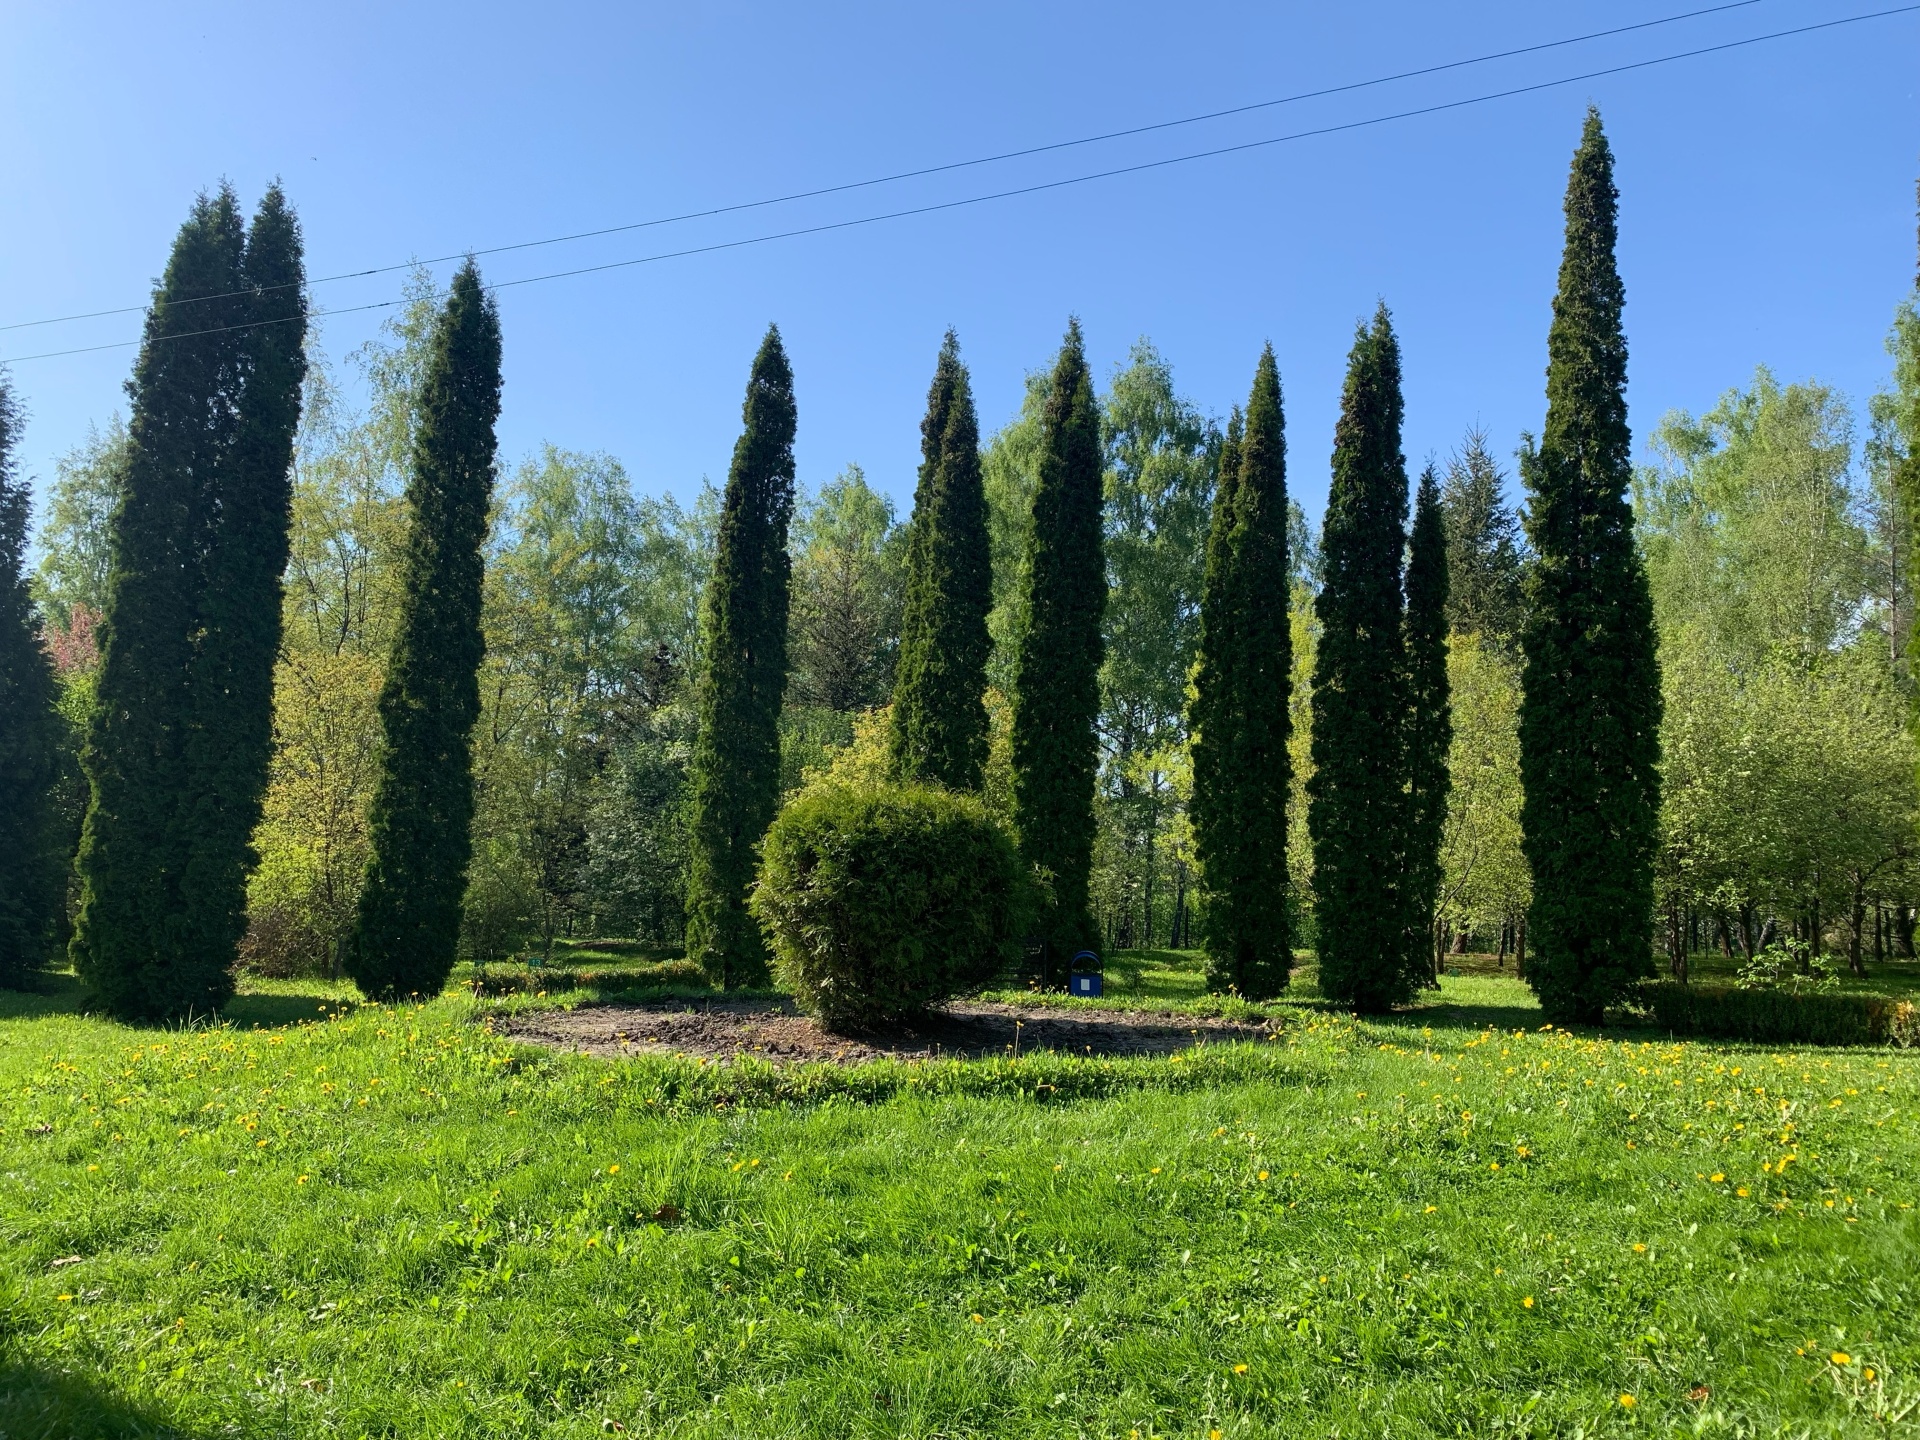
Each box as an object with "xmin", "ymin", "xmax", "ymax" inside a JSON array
[{"xmin": 3, "ymin": 1, "xmax": 1916, "ymax": 527}]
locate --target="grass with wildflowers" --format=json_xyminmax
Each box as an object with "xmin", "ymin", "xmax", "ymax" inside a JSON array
[{"xmin": 0, "ymin": 952, "xmax": 1915, "ymax": 1436}]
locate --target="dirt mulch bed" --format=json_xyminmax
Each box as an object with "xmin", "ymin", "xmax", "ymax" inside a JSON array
[{"xmin": 490, "ymin": 997, "xmax": 1276, "ymax": 1066}]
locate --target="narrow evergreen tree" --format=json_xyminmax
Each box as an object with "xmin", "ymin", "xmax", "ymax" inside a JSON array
[
  {"xmin": 1309, "ymin": 306, "xmax": 1418, "ymax": 1013},
  {"xmin": 686, "ymin": 326, "xmax": 798, "ymax": 989},
  {"xmin": 179, "ymin": 185, "xmax": 308, "ymax": 983},
  {"xmin": 0, "ymin": 376, "xmax": 64, "ymax": 986},
  {"xmin": 1190, "ymin": 347, "xmax": 1293, "ymax": 997},
  {"xmin": 349, "ymin": 262, "xmax": 502, "ymax": 1000},
  {"xmin": 1441, "ymin": 429, "xmax": 1526, "ymax": 647},
  {"xmin": 1518, "ymin": 109, "xmax": 1662, "ymax": 1025},
  {"xmin": 1404, "ymin": 465, "xmax": 1452, "ymax": 981},
  {"xmin": 889, "ymin": 331, "xmax": 992, "ymax": 789},
  {"xmin": 72, "ymin": 186, "xmax": 306, "ymax": 1020},
  {"xmin": 1011, "ymin": 321, "xmax": 1106, "ymax": 962}
]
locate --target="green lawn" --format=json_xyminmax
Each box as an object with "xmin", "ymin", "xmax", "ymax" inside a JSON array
[{"xmin": 1, "ymin": 956, "xmax": 1915, "ymax": 1437}]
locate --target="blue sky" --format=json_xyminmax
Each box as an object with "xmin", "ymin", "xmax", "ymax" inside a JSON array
[{"xmin": 3, "ymin": 1, "xmax": 1916, "ymax": 527}]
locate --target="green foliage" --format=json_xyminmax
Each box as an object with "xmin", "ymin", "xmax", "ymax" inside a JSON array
[
  {"xmin": 71, "ymin": 186, "xmax": 308, "ymax": 1021},
  {"xmin": 349, "ymin": 262, "xmax": 502, "ymax": 1000},
  {"xmin": 1642, "ymin": 981, "xmax": 1915, "ymax": 1047},
  {"xmin": 890, "ymin": 334, "xmax": 992, "ymax": 788},
  {"xmin": 1011, "ymin": 322, "xmax": 1106, "ymax": 960},
  {"xmin": 1518, "ymin": 110, "xmax": 1662, "ymax": 1025},
  {"xmin": 1191, "ymin": 348, "xmax": 1293, "ymax": 997},
  {"xmin": 1439, "ymin": 428, "xmax": 1526, "ymax": 649},
  {"xmin": 1310, "ymin": 306, "xmax": 1416, "ymax": 1013},
  {"xmin": 752, "ymin": 782, "xmax": 1024, "ymax": 1029},
  {"xmin": 791, "ymin": 465, "xmax": 904, "ymax": 713},
  {"xmin": 1436, "ymin": 632, "xmax": 1529, "ymax": 949},
  {"xmin": 31, "ymin": 418, "xmax": 126, "ymax": 635},
  {"xmin": 1098, "ymin": 342, "xmax": 1218, "ymax": 952},
  {"xmin": 686, "ymin": 327, "xmax": 797, "ymax": 989},
  {"xmin": 0, "ymin": 376, "xmax": 64, "ymax": 985},
  {"xmin": 1403, "ymin": 466, "xmax": 1452, "ymax": 979}
]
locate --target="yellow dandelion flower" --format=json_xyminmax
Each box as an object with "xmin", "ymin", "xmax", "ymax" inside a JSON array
[
  {"xmin": 1258, "ymin": 1170, "xmax": 1269, "ymax": 1181},
  {"xmin": 56, "ymin": 1294, "xmax": 72, "ymax": 1302},
  {"xmin": 1865, "ymin": 1367, "xmax": 1878, "ymax": 1381},
  {"xmin": 1233, "ymin": 1363, "xmax": 1249, "ymax": 1374},
  {"xmin": 1735, "ymin": 1187, "xmax": 1749, "ymax": 1197},
  {"xmin": 1831, "ymin": 1351, "xmax": 1851, "ymax": 1366},
  {"xmin": 1490, "ymin": 1162, "xmax": 1501, "ymax": 1171},
  {"xmin": 1522, "ymin": 1296, "xmax": 1534, "ymax": 1308},
  {"xmin": 1619, "ymin": 1393, "xmax": 1636, "ymax": 1408},
  {"xmin": 608, "ymin": 1165, "xmax": 619, "ymax": 1174},
  {"xmin": 296, "ymin": 1175, "xmax": 309, "ymax": 1185},
  {"xmin": 1709, "ymin": 1173, "xmax": 1725, "ymax": 1183},
  {"xmin": 970, "ymin": 1313, "xmax": 984, "ymax": 1324}
]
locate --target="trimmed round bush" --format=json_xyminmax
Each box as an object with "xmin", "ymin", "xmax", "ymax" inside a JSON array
[{"xmin": 751, "ymin": 782, "xmax": 1024, "ymax": 1030}]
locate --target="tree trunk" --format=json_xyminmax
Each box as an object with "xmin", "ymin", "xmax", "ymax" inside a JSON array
[
  {"xmin": 1849, "ymin": 878, "xmax": 1867, "ymax": 978},
  {"xmin": 1495, "ymin": 921, "xmax": 1509, "ymax": 970},
  {"xmin": 1451, "ymin": 927, "xmax": 1470, "ymax": 955},
  {"xmin": 1514, "ymin": 917, "xmax": 1526, "ymax": 979}
]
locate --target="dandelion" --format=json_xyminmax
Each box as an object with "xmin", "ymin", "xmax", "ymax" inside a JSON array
[
  {"xmin": 970, "ymin": 1314, "xmax": 984, "ymax": 1324},
  {"xmin": 1522, "ymin": 1296, "xmax": 1534, "ymax": 1308},
  {"xmin": 608, "ymin": 1165, "xmax": 620, "ymax": 1175},
  {"xmin": 296, "ymin": 1175, "xmax": 309, "ymax": 1185},
  {"xmin": 1258, "ymin": 1171, "xmax": 1269, "ymax": 1181},
  {"xmin": 1619, "ymin": 1394, "xmax": 1636, "ymax": 1408},
  {"xmin": 1490, "ymin": 1162, "xmax": 1501, "ymax": 1171},
  {"xmin": 1423, "ymin": 1205, "xmax": 1437, "ymax": 1214},
  {"xmin": 1233, "ymin": 1363, "xmax": 1249, "ymax": 1374},
  {"xmin": 56, "ymin": 1294, "xmax": 72, "ymax": 1302},
  {"xmin": 1709, "ymin": 1173, "xmax": 1724, "ymax": 1183},
  {"xmin": 1831, "ymin": 1351, "xmax": 1851, "ymax": 1366},
  {"xmin": 1632, "ymin": 1243, "xmax": 1646, "ymax": 1252},
  {"xmin": 1865, "ymin": 1367, "xmax": 1878, "ymax": 1381},
  {"xmin": 1735, "ymin": 1187, "xmax": 1749, "ymax": 1198}
]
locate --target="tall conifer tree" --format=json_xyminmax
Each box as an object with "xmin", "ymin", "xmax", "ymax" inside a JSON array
[
  {"xmin": 686, "ymin": 327, "xmax": 798, "ymax": 988},
  {"xmin": 1190, "ymin": 348, "xmax": 1293, "ymax": 997},
  {"xmin": 72, "ymin": 186, "xmax": 307, "ymax": 1020},
  {"xmin": 1309, "ymin": 306, "xmax": 1418, "ymax": 1013},
  {"xmin": 1518, "ymin": 109, "xmax": 1661, "ymax": 1025},
  {"xmin": 1011, "ymin": 321, "xmax": 1106, "ymax": 961},
  {"xmin": 0, "ymin": 376, "xmax": 63, "ymax": 986},
  {"xmin": 890, "ymin": 332, "xmax": 991, "ymax": 789},
  {"xmin": 1404, "ymin": 465, "xmax": 1452, "ymax": 981},
  {"xmin": 349, "ymin": 262, "xmax": 502, "ymax": 1000}
]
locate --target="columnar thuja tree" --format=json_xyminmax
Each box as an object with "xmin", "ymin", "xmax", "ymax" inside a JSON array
[
  {"xmin": 71, "ymin": 186, "xmax": 308, "ymax": 1020},
  {"xmin": 1404, "ymin": 464, "xmax": 1452, "ymax": 979},
  {"xmin": 1011, "ymin": 321, "xmax": 1106, "ymax": 961},
  {"xmin": 1518, "ymin": 109, "xmax": 1662, "ymax": 1025},
  {"xmin": 685, "ymin": 327, "xmax": 798, "ymax": 989},
  {"xmin": 890, "ymin": 331, "xmax": 991, "ymax": 790},
  {"xmin": 1309, "ymin": 306, "xmax": 1419, "ymax": 1013},
  {"xmin": 0, "ymin": 376, "xmax": 64, "ymax": 986},
  {"xmin": 348, "ymin": 262, "xmax": 502, "ymax": 1001},
  {"xmin": 1190, "ymin": 347, "xmax": 1293, "ymax": 997}
]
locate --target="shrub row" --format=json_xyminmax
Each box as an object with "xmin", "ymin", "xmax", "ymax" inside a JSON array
[{"xmin": 1640, "ymin": 982, "xmax": 1918, "ymax": 1047}]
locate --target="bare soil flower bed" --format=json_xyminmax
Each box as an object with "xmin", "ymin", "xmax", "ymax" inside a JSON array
[{"xmin": 490, "ymin": 997, "xmax": 1277, "ymax": 1065}]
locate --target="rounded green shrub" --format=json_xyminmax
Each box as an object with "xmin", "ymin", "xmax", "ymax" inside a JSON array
[{"xmin": 751, "ymin": 782, "xmax": 1024, "ymax": 1030}]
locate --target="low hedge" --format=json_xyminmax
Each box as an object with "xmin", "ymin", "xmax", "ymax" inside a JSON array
[{"xmin": 1640, "ymin": 982, "xmax": 1918, "ymax": 1047}]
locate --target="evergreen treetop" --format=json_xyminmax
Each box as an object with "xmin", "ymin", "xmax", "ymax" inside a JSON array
[
  {"xmin": 1441, "ymin": 428, "xmax": 1526, "ymax": 648},
  {"xmin": 890, "ymin": 331, "xmax": 992, "ymax": 790}
]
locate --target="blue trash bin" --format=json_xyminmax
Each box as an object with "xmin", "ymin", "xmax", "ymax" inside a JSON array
[{"xmin": 1069, "ymin": 951, "xmax": 1102, "ymax": 997}]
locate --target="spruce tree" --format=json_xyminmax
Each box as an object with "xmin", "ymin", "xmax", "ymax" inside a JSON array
[
  {"xmin": 1404, "ymin": 464, "xmax": 1452, "ymax": 981},
  {"xmin": 349, "ymin": 262, "xmax": 502, "ymax": 1000},
  {"xmin": 1190, "ymin": 348, "xmax": 1293, "ymax": 997},
  {"xmin": 0, "ymin": 376, "xmax": 64, "ymax": 986},
  {"xmin": 889, "ymin": 331, "xmax": 992, "ymax": 789},
  {"xmin": 1309, "ymin": 306, "xmax": 1418, "ymax": 1013},
  {"xmin": 1441, "ymin": 429, "xmax": 1526, "ymax": 647},
  {"xmin": 1518, "ymin": 109, "xmax": 1662, "ymax": 1025},
  {"xmin": 72, "ymin": 186, "xmax": 306, "ymax": 1020},
  {"xmin": 686, "ymin": 326, "xmax": 798, "ymax": 989},
  {"xmin": 1010, "ymin": 321, "xmax": 1106, "ymax": 962}
]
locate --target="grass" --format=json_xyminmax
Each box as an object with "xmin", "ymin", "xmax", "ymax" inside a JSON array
[{"xmin": 0, "ymin": 958, "xmax": 1915, "ymax": 1437}]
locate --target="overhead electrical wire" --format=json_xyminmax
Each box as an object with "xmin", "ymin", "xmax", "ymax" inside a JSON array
[
  {"xmin": 4, "ymin": 1, "xmax": 1915, "ymax": 366},
  {"xmin": 0, "ymin": 0, "xmax": 1771, "ymax": 337}
]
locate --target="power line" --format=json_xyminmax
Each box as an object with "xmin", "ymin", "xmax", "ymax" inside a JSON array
[
  {"xmin": 5, "ymin": 2, "xmax": 1914, "ymax": 367},
  {"xmin": 0, "ymin": 0, "xmax": 1766, "ymax": 337}
]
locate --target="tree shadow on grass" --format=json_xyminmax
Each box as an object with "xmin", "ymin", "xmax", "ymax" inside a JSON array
[
  {"xmin": 219, "ymin": 992, "xmax": 357, "ymax": 1028},
  {"xmin": 0, "ymin": 1357, "xmax": 200, "ymax": 1440},
  {"xmin": 0, "ymin": 972, "xmax": 354, "ymax": 1031}
]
